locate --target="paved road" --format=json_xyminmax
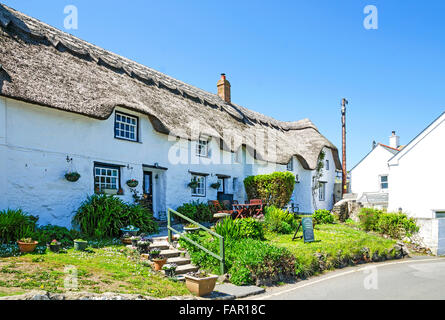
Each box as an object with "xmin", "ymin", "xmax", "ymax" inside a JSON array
[{"xmin": 245, "ymin": 257, "xmax": 445, "ymax": 300}]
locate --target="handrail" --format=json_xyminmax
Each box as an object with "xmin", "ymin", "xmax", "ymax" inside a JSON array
[{"xmin": 167, "ymin": 208, "xmax": 225, "ymax": 275}]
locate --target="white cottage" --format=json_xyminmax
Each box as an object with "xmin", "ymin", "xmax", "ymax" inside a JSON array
[
  {"xmin": 349, "ymin": 132, "xmax": 402, "ymax": 208},
  {"xmin": 0, "ymin": 5, "xmax": 340, "ymax": 227},
  {"xmin": 388, "ymin": 112, "xmax": 445, "ymax": 255}
]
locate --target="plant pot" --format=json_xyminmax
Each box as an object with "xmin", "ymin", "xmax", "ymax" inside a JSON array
[
  {"xmin": 17, "ymin": 241, "xmax": 38, "ymax": 253},
  {"xmin": 184, "ymin": 227, "xmax": 200, "ymax": 233},
  {"xmin": 74, "ymin": 240, "xmax": 88, "ymax": 251},
  {"xmin": 152, "ymin": 258, "xmax": 167, "ymax": 271},
  {"xmin": 65, "ymin": 172, "xmax": 81, "ymax": 182},
  {"xmin": 122, "ymin": 238, "xmax": 132, "ymax": 245},
  {"xmin": 126, "ymin": 181, "xmax": 139, "ymax": 188},
  {"xmin": 185, "ymin": 274, "xmax": 218, "ymax": 297},
  {"xmin": 49, "ymin": 244, "xmax": 61, "ymax": 253},
  {"xmin": 164, "ymin": 269, "xmax": 176, "ymax": 278}
]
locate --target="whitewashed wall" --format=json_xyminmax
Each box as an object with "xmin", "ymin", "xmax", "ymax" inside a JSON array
[
  {"xmin": 350, "ymin": 145, "xmax": 393, "ymax": 195},
  {"xmin": 0, "ymin": 97, "xmax": 337, "ymax": 227}
]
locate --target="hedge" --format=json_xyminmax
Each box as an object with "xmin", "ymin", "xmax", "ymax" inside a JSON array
[{"xmin": 244, "ymin": 172, "xmax": 295, "ymax": 208}]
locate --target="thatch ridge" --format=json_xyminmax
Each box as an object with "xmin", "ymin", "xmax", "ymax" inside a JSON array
[{"xmin": 0, "ymin": 3, "xmax": 341, "ymax": 170}]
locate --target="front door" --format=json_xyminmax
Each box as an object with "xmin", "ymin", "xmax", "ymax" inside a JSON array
[{"xmin": 142, "ymin": 172, "xmax": 153, "ymax": 213}]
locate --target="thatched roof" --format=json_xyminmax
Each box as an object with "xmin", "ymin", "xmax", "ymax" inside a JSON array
[{"xmin": 0, "ymin": 4, "xmax": 341, "ymax": 170}]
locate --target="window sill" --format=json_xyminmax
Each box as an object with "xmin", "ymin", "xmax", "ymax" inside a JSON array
[{"xmin": 114, "ymin": 137, "xmax": 142, "ymax": 144}]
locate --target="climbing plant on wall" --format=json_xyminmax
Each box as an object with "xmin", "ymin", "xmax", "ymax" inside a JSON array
[{"xmin": 311, "ymin": 150, "xmax": 326, "ymax": 211}]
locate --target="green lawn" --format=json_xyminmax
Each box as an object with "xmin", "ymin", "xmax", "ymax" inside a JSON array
[
  {"xmin": 266, "ymin": 223, "xmax": 398, "ymax": 278},
  {"xmin": 0, "ymin": 245, "xmax": 188, "ymax": 298}
]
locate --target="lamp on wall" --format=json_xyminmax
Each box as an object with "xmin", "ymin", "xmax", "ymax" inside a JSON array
[
  {"xmin": 295, "ymin": 175, "xmax": 300, "ymax": 184},
  {"xmin": 66, "ymin": 156, "xmax": 73, "ymax": 163}
]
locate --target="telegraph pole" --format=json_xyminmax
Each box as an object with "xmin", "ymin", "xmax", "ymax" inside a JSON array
[{"xmin": 341, "ymin": 98, "xmax": 348, "ymax": 195}]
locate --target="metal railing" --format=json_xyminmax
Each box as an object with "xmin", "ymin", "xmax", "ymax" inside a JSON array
[{"xmin": 167, "ymin": 208, "xmax": 225, "ymax": 275}]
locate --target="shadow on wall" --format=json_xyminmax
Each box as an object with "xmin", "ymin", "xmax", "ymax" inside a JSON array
[{"xmin": 0, "ymin": 68, "xmax": 12, "ymax": 92}]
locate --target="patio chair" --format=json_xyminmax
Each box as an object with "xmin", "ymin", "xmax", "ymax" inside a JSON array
[{"xmin": 249, "ymin": 199, "xmax": 264, "ymax": 217}]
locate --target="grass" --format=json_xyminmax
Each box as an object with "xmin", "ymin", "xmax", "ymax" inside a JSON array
[
  {"xmin": 266, "ymin": 223, "xmax": 398, "ymax": 278},
  {"xmin": 0, "ymin": 244, "xmax": 188, "ymax": 298}
]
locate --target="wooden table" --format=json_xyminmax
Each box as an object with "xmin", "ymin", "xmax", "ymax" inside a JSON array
[{"xmin": 232, "ymin": 203, "xmax": 263, "ymax": 219}]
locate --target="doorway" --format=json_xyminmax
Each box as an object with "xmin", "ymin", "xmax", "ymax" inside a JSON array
[{"xmin": 142, "ymin": 172, "xmax": 153, "ymax": 213}]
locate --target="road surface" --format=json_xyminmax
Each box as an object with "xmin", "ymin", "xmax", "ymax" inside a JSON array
[{"xmin": 244, "ymin": 256, "xmax": 445, "ymax": 300}]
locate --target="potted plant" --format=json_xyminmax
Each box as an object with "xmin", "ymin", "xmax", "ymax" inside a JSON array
[
  {"xmin": 152, "ymin": 255, "xmax": 167, "ymax": 271},
  {"xmin": 120, "ymin": 225, "xmax": 140, "ymax": 237},
  {"xmin": 49, "ymin": 239, "xmax": 61, "ymax": 253},
  {"xmin": 17, "ymin": 238, "xmax": 39, "ymax": 253},
  {"xmin": 65, "ymin": 171, "xmax": 81, "ymax": 182},
  {"xmin": 126, "ymin": 179, "xmax": 139, "ymax": 188},
  {"xmin": 149, "ymin": 248, "xmax": 161, "ymax": 259},
  {"xmin": 185, "ymin": 271, "xmax": 219, "ymax": 297},
  {"xmin": 74, "ymin": 239, "xmax": 88, "ymax": 251},
  {"xmin": 210, "ymin": 182, "xmax": 221, "ymax": 190},
  {"xmin": 162, "ymin": 263, "xmax": 178, "ymax": 278},
  {"xmin": 130, "ymin": 236, "xmax": 141, "ymax": 247},
  {"xmin": 137, "ymin": 240, "xmax": 152, "ymax": 254},
  {"xmin": 117, "ymin": 188, "xmax": 124, "ymax": 195},
  {"xmin": 188, "ymin": 178, "xmax": 199, "ymax": 189},
  {"xmin": 184, "ymin": 223, "xmax": 200, "ymax": 233}
]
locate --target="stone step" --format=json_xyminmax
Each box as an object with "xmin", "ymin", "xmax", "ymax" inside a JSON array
[
  {"xmin": 149, "ymin": 242, "xmax": 170, "ymax": 250},
  {"xmin": 160, "ymin": 249, "xmax": 180, "ymax": 259},
  {"xmin": 166, "ymin": 264, "xmax": 198, "ymax": 276},
  {"xmin": 167, "ymin": 256, "xmax": 191, "ymax": 266},
  {"xmin": 150, "ymin": 235, "xmax": 180, "ymax": 242}
]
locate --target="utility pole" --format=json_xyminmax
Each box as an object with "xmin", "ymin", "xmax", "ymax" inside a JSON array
[{"xmin": 341, "ymin": 98, "xmax": 348, "ymax": 196}]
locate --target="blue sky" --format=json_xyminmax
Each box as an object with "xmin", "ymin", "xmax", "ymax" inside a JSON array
[{"xmin": 3, "ymin": 0, "xmax": 444, "ymax": 168}]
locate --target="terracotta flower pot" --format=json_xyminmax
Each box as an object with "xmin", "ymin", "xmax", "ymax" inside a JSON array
[
  {"xmin": 17, "ymin": 241, "xmax": 39, "ymax": 253},
  {"xmin": 152, "ymin": 258, "xmax": 167, "ymax": 271},
  {"xmin": 185, "ymin": 274, "xmax": 218, "ymax": 297}
]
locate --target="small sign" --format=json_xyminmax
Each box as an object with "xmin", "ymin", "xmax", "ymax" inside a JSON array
[
  {"xmin": 301, "ymin": 217, "xmax": 315, "ymax": 243},
  {"xmin": 292, "ymin": 217, "xmax": 315, "ymax": 243}
]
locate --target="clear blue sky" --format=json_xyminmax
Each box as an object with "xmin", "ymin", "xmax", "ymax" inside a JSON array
[{"xmin": 3, "ymin": 0, "xmax": 444, "ymax": 168}]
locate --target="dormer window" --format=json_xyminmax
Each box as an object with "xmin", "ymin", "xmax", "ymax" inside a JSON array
[
  {"xmin": 326, "ymin": 160, "xmax": 330, "ymax": 171},
  {"xmin": 196, "ymin": 138, "xmax": 209, "ymax": 157},
  {"xmin": 115, "ymin": 112, "xmax": 138, "ymax": 142},
  {"xmin": 287, "ymin": 159, "xmax": 293, "ymax": 171}
]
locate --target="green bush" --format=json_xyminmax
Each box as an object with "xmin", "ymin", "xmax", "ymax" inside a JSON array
[
  {"xmin": 244, "ymin": 172, "xmax": 295, "ymax": 207},
  {"xmin": 72, "ymin": 194, "xmax": 158, "ymax": 238},
  {"xmin": 179, "ymin": 233, "xmax": 295, "ymax": 285},
  {"xmin": 313, "ymin": 210, "xmax": 334, "ymax": 224},
  {"xmin": 214, "ymin": 218, "xmax": 264, "ymax": 240},
  {"xmin": 358, "ymin": 208, "xmax": 419, "ymax": 239},
  {"xmin": 264, "ymin": 206, "xmax": 298, "ymax": 234},
  {"xmin": 0, "ymin": 209, "xmax": 38, "ymax": 243},
  {"xmin": 176, "ymin": 201, "xmax": 212, "ymax": 223},
  {"xmin": 34, "ymin": 225, "xmax": 81, "ymax": 247}
]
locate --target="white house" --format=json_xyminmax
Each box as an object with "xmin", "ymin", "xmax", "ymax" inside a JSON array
[
  {"xmin": 350, "ymin": 132, "xmax": 402, "ymax": 208},
  {"xmin": 0, "ymin": 4, "xmax": 340, "ymax": 228},
  {"xmin": 388, "ymin": 112, "xmax": 445, "ymax": 255}
]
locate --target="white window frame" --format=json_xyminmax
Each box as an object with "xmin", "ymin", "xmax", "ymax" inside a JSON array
[
  {"xmin": 191, "ymin": 175, "xmax": 206, "ymax": 197},
  {"xmin": 319, "ymin": 182, "xmax": 326, "ymax": 201},
  {"xmin": 196, "ymin": 138, "xmax": 209, "ymax": 158},
  {"xmin": 287, "ymin": 159, "xmax": 293, "ymax": 171},
  {"xmin": 94, "ymin": 165, "xmax": 120, "ymax": 191},
  {"xmin": 115, "ymin": 112, "xmax": 138, "ymax": 142},
  {"xmin": 380, "ymin": 175, "xmax": 388, "ymax": 190},
  {"xmin": 325, "ymin": 160, "xmax": 330, "ymax": 171}
]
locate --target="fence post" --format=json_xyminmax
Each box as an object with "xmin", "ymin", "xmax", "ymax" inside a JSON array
[
  {"xmin": 219, "ymin": 236, "xmax": 225, "ymax": 275},
  {"xmin": 167, "ymin": 209, "xmax": 172, "ymax": 243}
]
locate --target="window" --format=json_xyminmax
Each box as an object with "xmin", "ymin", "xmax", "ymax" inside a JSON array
[
  {"xmin": 191, "ymin": 175, "xmax": 206, "ymax": 197},
  {"xmin": 287, "ymin": 159, "xmax": 293, "ymax": 171},
  {"xmin": 436, "ymin": 211, "xmax": 445, "ymax": 219},
  {"xmin": 94, "ymin": 164, "xmax": 120, "ymax": 192},
  {"xmin": 380, "ymin": 175, "xmax": 388, "ymax": 190},
  {"xmin": 217, "ymin": 178, "xmax": 224, "ymax": 193},
  {"xmin": 196, "ymin": 139, "xmax": 209, "ymax": 157},
  {"xmin": 319, "ymin": 182, "xmax": 326, "ymax": 201},
  {"xmin": 115, "ymin": 112, "xmax": 138, "ymax": 141},
  {"xmin": 325, "ymin": 160, "xmax": 330, "ymax": 171}
]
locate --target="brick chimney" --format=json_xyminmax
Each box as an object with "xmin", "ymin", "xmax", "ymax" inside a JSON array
[
  {"xmin": 217, "ymin": 73, "xmax": 231, "ymax": 103},
  {"xmin": 389, "ymin": 131, "xmax": 400, "ymax": 149}
]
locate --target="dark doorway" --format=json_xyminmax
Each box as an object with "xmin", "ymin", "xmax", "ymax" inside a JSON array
[{"xmin": 142, "ymin": 172, "xmax": 153, "ymax": 213}]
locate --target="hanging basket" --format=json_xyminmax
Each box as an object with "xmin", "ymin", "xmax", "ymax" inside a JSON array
[
  {"xmin": 65, "ymin": 172, "xmax": 81, "ymax": 182},
  {"xmin": 126, "ymin": 179, "xmax": 139, "ymax": 188},
  {"xmin": 210, "ymin": 182, "xmax": 221, "ymax": 190}
]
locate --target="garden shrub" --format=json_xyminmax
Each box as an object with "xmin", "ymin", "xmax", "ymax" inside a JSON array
[
  {"xmin": 313, "ymin": 209, "xmax": 334, "ymax": 224},
  {"xmin": 72, "ymin": 194, "xmax": 158, "ymax": 238},
  {"xmin": 176, "ymin": 201, "xmax": 213, "ymax": 223},
  {"xmin": 34, "ymin": 225, "xmax": 81, "ymax": 247},
  {"xmin": 358, "ymin": 208, "xmax": 419, "ymax": 239},
  {"xmin": 264, "ymin": 206, "xmax": 298, "ymax": 234},
  {"xmin": 0, "ymin": 209, "xmax": 38, "ymax": 243},
  {"xmin": 214, "ymin": 218, "xmax": 264, "ymax": 240},
  {"xmin": 244, "ymin": 172, "xmax": 295, "ymax": 208},
  {"xmin": 179, "ymin": 233, "xmax": 295, "ymax": 286}
]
